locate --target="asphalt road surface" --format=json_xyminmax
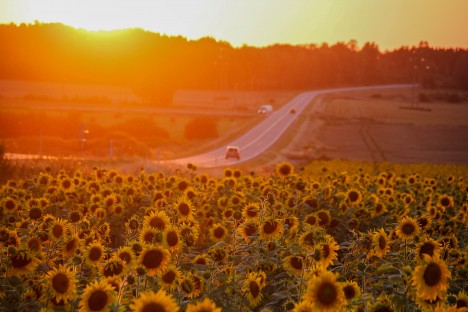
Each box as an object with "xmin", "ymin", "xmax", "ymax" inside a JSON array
[{"xmin": 165, "ymin": 84, "xmax": 412, "ymax": 168}]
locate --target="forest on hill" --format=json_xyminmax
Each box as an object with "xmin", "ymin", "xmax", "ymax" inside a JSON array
[{"xmin": 1, "ymin": 22, "xmax": 468, "ymax": 105}]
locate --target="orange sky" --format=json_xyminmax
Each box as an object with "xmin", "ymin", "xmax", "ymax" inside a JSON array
[{"xmin": 1, "ymin": 0, "xmax": 468, "ymax": 50}]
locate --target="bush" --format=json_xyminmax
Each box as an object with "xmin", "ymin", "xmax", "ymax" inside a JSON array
[
  {"xmin": 447, "ymin": 92, "xmax": 462, "ymax": 103},
  {"xmin": 419, "ymin": 93, "xmax": 430, "ymax": 102},
  {"xmin": 184, "ymin": 116, "xmax": 218, "ymax": 140}
]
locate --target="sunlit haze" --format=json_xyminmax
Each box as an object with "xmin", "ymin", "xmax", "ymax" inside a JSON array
[{"xmin": 1, "ymin": 0, "xmax": 468, "ymax": 50}]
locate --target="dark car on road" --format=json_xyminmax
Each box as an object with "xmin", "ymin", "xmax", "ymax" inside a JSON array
[{"xmin": 225, "ymin": 146, "xmax": 240, "ymax": 160}]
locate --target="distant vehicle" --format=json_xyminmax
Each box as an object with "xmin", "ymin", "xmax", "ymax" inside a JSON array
[
  {"xmin": 225, "ymin": 146, "xmax": 240, "ymax": 160},
  {"xmin": 258, "ymin": 104, "xmax": 273, "ymax": 114},
  {"xmin": 290, "ymin": 108, "xmax": 296, "ymax": 114}
]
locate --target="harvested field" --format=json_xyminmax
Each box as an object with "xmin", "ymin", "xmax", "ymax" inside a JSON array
[{"xmin": 280, "ymin": 93, "xmax": 468, "ymax": 166}]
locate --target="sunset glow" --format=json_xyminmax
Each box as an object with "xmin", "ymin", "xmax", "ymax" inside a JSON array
[{"xmin": 1, "ymin": 0, "xmax": 468, "ymax": 50}]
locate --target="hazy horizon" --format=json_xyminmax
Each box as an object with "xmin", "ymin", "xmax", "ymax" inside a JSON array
[{"xmin": 1, "ymin": 0, "xmax": 468, "ymax": 51}]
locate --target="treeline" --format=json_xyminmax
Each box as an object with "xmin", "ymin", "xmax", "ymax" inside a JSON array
[{"xmin": 1, "ymin": 22, "xmax": 468, "ymax": 105}]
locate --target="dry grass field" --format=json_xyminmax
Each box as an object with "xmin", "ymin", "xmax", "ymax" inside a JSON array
[{"xmin": 277, "ymin": 88, "xmax": 468, "ymax": 166}]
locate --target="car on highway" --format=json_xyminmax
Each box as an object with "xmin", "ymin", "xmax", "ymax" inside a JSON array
[
  {"xmin": 290, "ymin": 108, "xmax": 296, "ymax": 114},
  {"xmin": 225, "ymin": 146, "xmax": 240, "ymax": 160}
]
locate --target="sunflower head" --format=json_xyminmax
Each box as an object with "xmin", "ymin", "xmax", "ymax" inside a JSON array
[
  {"xmin": 305, "ymin": 270, "xmax": 344, "ymax": 312},
  {"xmin": 174, "ymin": 196, "xmax": 195, "ymax": 220},
  {"xmin": 346, "ymin": 189, "xmax": 362, "ymax": 205},
  {"xmin": 412, "ymin": 255, "xmax": 451, "ymax": 301},
  {"xmin": 371, "ymin": 228, "xmax": 390, "ymax": 258},
  {"xmin": 416, "ymin": 238, "xmax": 441, "ymax": 263},
  {"xmin": 342, "ymin": 281, "xmax": 361, "ymax": 302},
  {"xmin": 282, "ymin": 254, "xmax": 305, "ymax": 276},
  {"xmin": 242, "ymin": 272, "xmax": 264, "ymax": 307},
  {"xmin": 84, "ymin": 242, "xmax": 105, "ymax": 266},
  {"xmin": 45, "ymin": 265, "xmax": 76, "ymax": 304},
  {"xmin": 130, "ymin": 290, "xmax": 179, "ymax": 312},
  {"xmin": 101, "ymin": 256, "xmax": 126, "ymax": 278},
  {"xmin": 210, "ymin": 223, "xmax": 228, "ymax": 242},
  {"xmin": 157, "ymin": 264, "xmax": 181, "ymax": 291},
  {"xmin": 396, "ymin": 216, "xmax": 420, "ymax": 240},
  {"xmin": 259, "ymin": 218, "xmax": 283, "ymax": 241},
  {"xmin": 242, "ymin": 203, "xmax": 260, "ymax": 220},
  {"xmin": 275, "ymin": 162, "xmax": 294, "ymax": 177},
  {"xmin": 79, "ymin": 280, "xmax": 117, "ymax": 312},
  {"xmin": 138, "ymin": 245, "xmax": 170, "ymax": 276},
  {"xmin": 186, "ymin": 298, "xmax": 221, "ymax": 312}
]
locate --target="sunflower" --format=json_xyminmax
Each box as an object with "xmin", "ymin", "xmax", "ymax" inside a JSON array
[
  {"xmin": 173, "ymin": 196, "xmax": 195, "ymax": 220},
  {"xmin": 283, "ymin": 215, "xmax": 299, "ymax": 234},
  {"xmin": 143, "ymin": 211, "xmax": 170, "ymax": 231},
  {"xmin": 101, "ymin": 256, "xmax": 126, "ymax": 278},
  {"xmin": 103, "ymin": 276, "xmax": 122, "ymax": 294},
  {"xmin": 28, "ymin": 205, "xmax": 43, "ymax": 220},
  {"xmin": 318, "ymin": 236, "xmax": 340, "ymax": 267},
  {"xmin": 222, "ymin": 208, "xmax": 234, "ymax": 220},
  {"xmin": 242, "ymin": 203, "xmax": 260, "ymax": 220},
  {"xmin": 79, "ymin": 280, "xmax": 116, "ymax": 312},
  {"xmin": 242, "ymin": 271, "xmax": 264, "ymax": 307},
  {"xmin": 2, "ymin": 196, "xmax": 18, "ymax": 214},
  {"xmin": 189, "ymin": 273, "xmax": 204, "ymax": 298},
  {"xmin": 116, "ymin": 246, "xmax": 136, "ymax": 267},
  {"xmin": 26, "ymin": 236, "xmax": 43, "ymax": 253},
  {"xmin": 163, "ymin": 226, "xmax": 182, "ymax": 251},
  {"xmin": 210, "ymin": 223, "xmax": 228, "ymax": 242},
  {"xmin": 372, "ymin": 201, "xmax": 388, "ymax": 217},
  {"xmin": 62, "ymin": 236, "xmax": 80, "ymax": 258},
  {"xmin": 138, "ymin": 245, "xmax": 170, "ymax": 276},
  {"xmin": 437, "ymin": 194, "xmax": 454, "ymax": 209},
  {"xmin": 68, "ymin": 210, "xmax": 82, "ymax": 223},
  {"xmin": 84, "ymin": 242, "xmax": 105, "ymax": 266},
  {"xmin": 282, "ymin": 254, "xmax": 305, "ymax": 276},
  {"xmin": 180, "ymin": 274, "xmax": 199, "ymax": 299},
  {"xmin": 59, "ymin": 177, "xmax": 75, "ymax": 193},
  {"xmin": 184, "ymin": 186, "xmax": 197, "ymax": 200},
  {"xmin": 416, "ymin": 237, "xmax": 441, "ymax": 263},
  {"xmin": 192, "ymin": 253, "xmax": 210, "ymax": 266},
  {"xmin": 186, "ymin": 298, "xmax": 221, "ymax": 312},
  {"xmin": 275, "ymin": 162, "xmax": 294, "ymax": 177},
  {"xmin": 412, "ymin": 255, "xmax": 451, "ymax": 301},
  {"xmin": 346, "ymin": 189, "xmax": 362, "ymax": 205},
  {"xmin": 139, "ymin": 227, "xmax": 160, "ymax": 245},
  {"xmin": 130, "ymin": 290, "xmax": 179, "ymax": 312},
  {"xmin": 342, "ymin": 281, "xmax": 361, "ymax": 302},
  {"xmin": 299, "ymin": 229, "xmax": 319, "ymax": 249},
  {"xmin": 371, "ymin": 228, "xmax": 390, "ymax": 258},
  {"xmin": 157, "ymin": 264, "xmax": 181, "ymax": 291},
  {"xmin": 317, "ymin": 210, "xmax": 331, "ymax": 227},
  {"xmin": 125, "ymin": 216, "xmax": 140, "ymax": 232},
  {"xmin": 8, "ymin": 249, "xmax": 39, "ymax": 275},
  {"xmin": 45, "ymin": 265, "xmax": 77, "ymax": 304},
  {"xmin": 305, "ymin": 270, "xmax": 344, "ymax": 312},
  {"xmin": 304, "ymin": 213, "xmax": 319, "ymax": 227},
  {"xmin": 456, "ymin": 291, "xmax": 468, "ymax": 309},
  {"xmin": 48, "ymin": 218, "xmax": 71, "ymax": 241},
  {"xmin": 292, "ymin": 300, "xmax": 315, "ymax": 312},
  {"xmin": 414, "ymin": 295, "xmax": 446, "ymax": 312},
  {"xmin": 396, "ymin": 216, "xmax": 420, "ymax": 240},
  {"xmin": 259, "ymin": 218, "xmax": 283, "ymax": 241},
  {"xmin": 179, "ymin": 221, "xmax": 200, "ymax": 247}
]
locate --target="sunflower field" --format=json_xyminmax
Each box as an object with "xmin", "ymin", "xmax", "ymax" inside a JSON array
[{"xmin": 0, "ymin": 161, "xmax": 467, "ymax": 312}]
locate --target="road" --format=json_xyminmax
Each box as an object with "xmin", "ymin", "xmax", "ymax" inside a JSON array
[{"xmin": 165, "ymin": 84, "xmax": 412, "ymax": 168}]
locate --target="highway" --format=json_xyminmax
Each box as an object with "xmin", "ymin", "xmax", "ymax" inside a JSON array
[{"xmin": 165, "ymin": 84, "xmax": 412, "ymax": 168}]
